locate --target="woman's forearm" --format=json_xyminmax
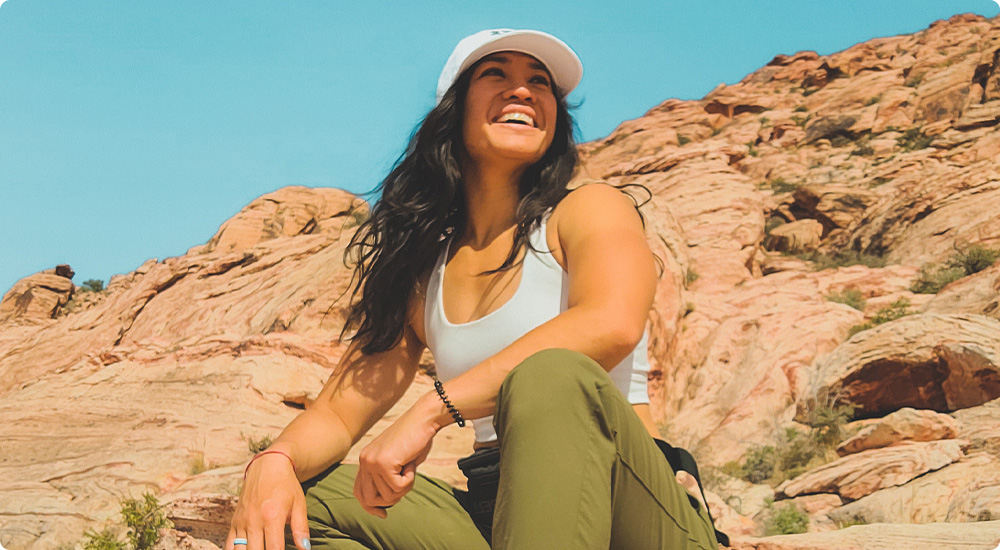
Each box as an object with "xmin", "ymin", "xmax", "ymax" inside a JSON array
[{"xmin": 266, "ymin": 405, "xmax": 356, "ymax": 482}]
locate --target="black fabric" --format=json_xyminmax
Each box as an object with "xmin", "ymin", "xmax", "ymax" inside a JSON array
[
  {"xmin": 654, "ymin": 438, "xmax": 730, "ymax": 547},
  {"xmin": 457, "ymin": 447, "xmax": 501, "ymax": 544}
]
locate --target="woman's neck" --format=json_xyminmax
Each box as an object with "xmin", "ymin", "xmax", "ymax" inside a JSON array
[{"xmin": 459, "ymin": 161, "xmax": 524, "ymax": 248}]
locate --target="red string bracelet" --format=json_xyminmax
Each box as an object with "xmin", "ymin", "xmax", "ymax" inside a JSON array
[{"xmin": 244, "ymin": 449, "xmax": 296, "ymax": 480}]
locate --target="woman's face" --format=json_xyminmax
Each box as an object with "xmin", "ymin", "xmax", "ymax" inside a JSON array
[{"xmin": 461, "ymin": 51, "xmax": 558, "ymax": 170}]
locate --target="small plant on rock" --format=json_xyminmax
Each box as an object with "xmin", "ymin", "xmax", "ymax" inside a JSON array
[
  {"xmin": 678, "ymin": 135, "xmax": 691, "ymax": 146},
  {"xmin": 685, "ymin": 267, "xmax": 699, "ymax": 286},
  {"xmin": 826, "ymin": 288, "xmax": 866, "ymax": 311},
  {"xmin": 82, "ymin": 528, "xmax": 126, "ymax": 550},
  {"xmin": 120, "ymin": 493, "xmax": 171, "ymax": 550},
  {"xmin": 764, "ymin": 502, "xmax": 810, "ymax": 535},
  {"xmin": 80, "ymin": 279, "xmax": 106, "ymax": 293},
  {"xmin": 848, "ymin": 298, "xmax": 912, "ymax": 336},
  {"xmin": 245, "ymin": 433, "xmax": 274, "ymax": 454},
  {"xmin": 946, "ymin": 244, "xmax": 1000, "ymax": 276}
]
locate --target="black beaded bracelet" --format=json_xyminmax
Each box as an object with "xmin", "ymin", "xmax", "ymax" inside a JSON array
[{"xmin": 432, "ymin": 376, "xmax": 466, "ymax": 427}]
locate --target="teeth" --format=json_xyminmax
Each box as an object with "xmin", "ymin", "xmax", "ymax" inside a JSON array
[{"xmin": 497, "ymin": 112, "xmax": 535, "ymax": 127}]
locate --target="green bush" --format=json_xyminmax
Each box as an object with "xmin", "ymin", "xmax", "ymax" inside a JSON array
[
  {"xmin": 768, "ymin": 178, "xmax": 798, "ymax": 194},
  {"xmin": 897, "ymin": 128, "xmax": 933, "ymax": 152},
  {"xmin": 794, "ymin": 105, "xmax": 809, "ymax": 112},
  {"xmin": 910, "ymin": 264, "xmax": 965, "ymax": 294},
  {"xmin": 848, "ymin": 298, "xmax": 912, "ymax": 336},
  {"xmin": 740, "ymin": 445, "xmax": 777, "ymax": 484},
  {"xmin": 246, "ymin": 433, "xmax": 274, "ymax": 454},
  {"xmin": 796, "ymin": 250, "xmax": 887, "ymax": 270},
  {"xmin": 764, "ymin": 502, "xmax": 810, "ymax": 535},
  {"xmin": 80, "ymin": 279, "xmax": 105, "ymax": 293},
  {"xmin": 685, "ymin": 267, "xmax": 699, "ymax": 286},
  {"xmin": 863, "ymin": 94, "xmax": 882, "ymax": 106},
  {"xmin": 911, "ymin": 245, "xmax": 1000, "ymax": 294},
  {"xmin": 80, "ymin": 493, "xmax": 170, "ymax": 550},
  {"xmin": 947, "ymin": 245, "xmax": 1000, "ymax": 275},
  {"xmin": 735, "ymin": 394, "xmax": 857, "ymax": 486},
  {"xmin": 83, "ymin": 528, "xmax": 126, "ymax": 550},
  {"xmin": 678, "ymin": 135, "xmax": 691, "ymax": 146},
  {"xmin": 904, "ymin": 73, "xmax": 923, "ymax": 87},
  {"xmin": 120, "ymin": 493, "xmax": 170, "ymax": 550},
  {"xmin": 826, "ymin": 288, "xmax": 866, "ymax": 311}
]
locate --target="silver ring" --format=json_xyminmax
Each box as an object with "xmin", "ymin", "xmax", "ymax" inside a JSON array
[{"xmin": 233, "ymin": 539, "xmax": 248, "ymax": 546}]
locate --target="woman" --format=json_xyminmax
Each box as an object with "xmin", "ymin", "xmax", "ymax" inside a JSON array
[{"xmin": 227, "ymin": 29, "xmax": 719, "ymax": 550}]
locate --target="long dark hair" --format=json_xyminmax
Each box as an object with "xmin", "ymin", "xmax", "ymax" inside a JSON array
[{"xmin": 340, "ymin": 60, "xmax": 580, "ymax": 354}]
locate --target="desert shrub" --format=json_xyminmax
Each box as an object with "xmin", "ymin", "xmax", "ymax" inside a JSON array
[
  {"xmin": 794, "ymin": 105, "xmax": 809, "ymax": 112},
  {"xmin": 904, "ymin": 73, "xmax": 923, "ymax": 87},
  {"xmin": 80, "ymin": 279, "xmax": 105, "ymax": 293},
  {"xmin": 747, "ymin": 141, "xmax": 759, "ymax": 157},
  {"xmin": 795, "ymin": 250, "xmax": 887, "ymax": 270},
  {"xmin": 82, "ymin": 528, "xmax": 126, "ymax": 550},
  {"xmin": 80, "ymin": 493, "xmax": 169, "ymax": 550},
  {"xmin": 910, "ymin": 264, "xmax": 966, "ymax": 294},
  {"xmin": 735, "ymin": 393, "xmax": 857, "ymax": 486},
  {"xmin": 863, "ymin": 94, "xmax": 882, "ymax": 106},
  {"xmin": 764, "ymin": 502, "xmax": 810, "ymax": 535},
  {"xmin": 829, "ymin": 134, "xmax": 852, "ymax": 148},
  {"xmin": 848, "ymin": 298, "xmax": 912, "ymax": 336},
  {"xmin": 911, "ymin": 245, "xmax": 1000, "ymax": 294},
  {"xmin": 245, "ymin": 433, "xmax": 273, "ymax": 454},
  {"xmin": 946, "ymin": 245, "xmax": 1000, "ymax": 275},
  {"xmin": 120, "ymin": 493, "xmax": 170, "ymax": 550},
  {"xmin": 685, "ymin": 267, "xmax": 699, "ymax": 286},
  {"xmin": 897, "ymin": 128, "xmax": 933, "ymax": 152},
  {"xmin": 678, "ymin": 135, "xmax": 691, "ymax": 145},
  {"xmin": 802, "ymin": 87, "xmax": 819, "ymax": 97},
  {"xmin": 188, "ymin": 452, "xmax": 207, "ymax": 475},
  {"xmin": 852, "ymin": 139, "xmax": 874, "ymax": 157},
  {"xmin": 768, "ymin": 178, "xmax": 798, "ymax": 194},
  {"xmin": 740, "ymin": 445, "xmax": 777, "ymax": 484},
  {"xmin": 826, "ymin": 288, "xmax": 866, "ymax": 311}
]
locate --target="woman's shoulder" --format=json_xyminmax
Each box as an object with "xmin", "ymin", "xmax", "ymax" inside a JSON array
[{"xmin": 550, "ymin": 180, "xmax": 643, "ymax": 236}]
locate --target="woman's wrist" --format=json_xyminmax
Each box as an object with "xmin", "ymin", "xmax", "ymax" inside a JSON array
[{"xmin": 413, "ymin": 390, "xmax": 458, "ymax": 433}]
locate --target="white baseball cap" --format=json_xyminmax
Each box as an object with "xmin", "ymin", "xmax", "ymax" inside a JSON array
[{"xmin": 436, "ymin": 28, "xmax": 583, "ymax": 105}]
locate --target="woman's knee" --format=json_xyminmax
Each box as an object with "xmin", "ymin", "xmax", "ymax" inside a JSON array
[{"xmin": 495, "ymin": 348, "xmax": 608, "ymax": 417}]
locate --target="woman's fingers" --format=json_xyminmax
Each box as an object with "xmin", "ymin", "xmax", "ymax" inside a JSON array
[{"xmin": 289, "ymin": 492, "xmax": 312, "ymax": 550}]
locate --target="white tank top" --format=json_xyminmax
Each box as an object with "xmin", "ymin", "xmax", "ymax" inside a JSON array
[{"xmin": 423, "ymin": 214, "xmax": 651, "ymax": 443}]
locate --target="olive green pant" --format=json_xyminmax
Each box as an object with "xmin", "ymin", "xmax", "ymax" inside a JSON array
[{"xmin": 298, "ymin": 349, "xmax": 719, "ymax": 550}]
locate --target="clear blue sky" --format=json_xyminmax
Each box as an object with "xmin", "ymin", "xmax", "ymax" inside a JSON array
[{"xmin": 0, "ymin": 0, "xmax": 993, "ymax": 294}]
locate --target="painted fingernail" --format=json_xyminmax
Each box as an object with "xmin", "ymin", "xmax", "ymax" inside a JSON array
[{"xmin": 301, "ymin": 538, "xmax": 311, "ymax": 550}]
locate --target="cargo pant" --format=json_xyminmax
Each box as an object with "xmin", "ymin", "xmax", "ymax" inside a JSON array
[{"xmin": 296, "ymin": 348, "xmax": 719, "ymax": 550}]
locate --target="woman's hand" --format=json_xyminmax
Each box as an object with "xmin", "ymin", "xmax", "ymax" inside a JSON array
[
  {"xmin": 226, "ymin": 453, "xmax": 310, "ymax": 550},
  {"xmin": 353, "ymin": 402, "xmax": 440, "ymax": 517}
]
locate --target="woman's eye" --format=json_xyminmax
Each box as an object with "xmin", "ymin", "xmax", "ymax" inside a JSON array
[
  {"xmin": 532, "ymin": 76, "xmax": 551, "ymax": 86},
  {"xmin": 482, "ymin": 67, "xmax": 504, "ymax": 77}
]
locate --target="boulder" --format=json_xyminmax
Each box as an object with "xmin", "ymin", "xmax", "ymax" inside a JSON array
[
  {"xmin": 828, "ymin": 452, "xmax": 1000, "ymax": 524},
  {"xmin": 807, "ymin": 314, "xmax": 1000, "ymax": 418},
  {"xmin": 0, "ymin": 267, "xmax": 75, "ymax": 323},
  {"xmin": 836, "ymin": 407, "xmax": 958, "ymax": 455},
  {"xmin": 764, "ymin": 220, "xmax": 824, "ymax": 253},
  {"xmin": 777, "ymin": 439, "xmax": 966, "ymax": 500},
  {"xmin": 728, "ymin": 520, "xmax": 1000, "ymax": 550}
]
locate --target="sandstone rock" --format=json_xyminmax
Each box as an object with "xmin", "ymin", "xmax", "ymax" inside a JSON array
[
  {"xmin": 0, "ymin": 268, "xmax": 75, "ymax": 323},
  {"xmin": 836, "ymin": 407, "xmax": 958, "ymax": 455},
  {"xmin": 924, "ymin": 260, "xmax": 1000, "ymax": 320},
  {"xmin": 203, "ymin": 186, "xmax": 365, "ymax": 254},
  {"xmin": 162, "ymin": 495, "xmax": 235, "ymax": 548},
  {"xmin": 778, "ymin": 439, "xmax": 965, "ymax": 500},
  {"xmin": 828, "ymin": 452, "xmax": 1000, "ymax": 525},
  {"xmin": 952, "ymin": 397, "xmax": 1000, "ymax": 457},
  {"xmin": 728, "ymin": 519, "xmax": 1000, "ymax": 550},
  {"xmin": 764, "ymin": 219, "xmax": 823, "ymax": 253},
  {"xmin": 807, "ymin": 314, "xmax": 1000, "ymax": 418},
  {"xmin": 789, "ymin": 185, "xmax": 878, "ymax": 233},
  {"xmin": 154, "ymin": 529, "xmax": 221, "ymax": 550}
]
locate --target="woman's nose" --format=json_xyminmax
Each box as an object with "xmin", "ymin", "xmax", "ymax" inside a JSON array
[{"xmin": 506, "ymin": 83, "xmax": 534, "ymax": 102}]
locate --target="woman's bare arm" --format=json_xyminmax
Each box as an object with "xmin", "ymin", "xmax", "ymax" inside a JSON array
[{"xmin": 266, "ymin": 324, "xmax": 425, "ymax": 480}]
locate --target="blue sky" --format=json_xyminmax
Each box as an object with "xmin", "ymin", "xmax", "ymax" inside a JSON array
[{"xmin": 0, "ymin": 0, "xmax": 994, "ymax": 295}]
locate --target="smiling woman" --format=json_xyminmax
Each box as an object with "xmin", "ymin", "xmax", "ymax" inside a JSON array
[{"xmin": 225, "ymin": 28, "xmax": 720, "ymax": 550}]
